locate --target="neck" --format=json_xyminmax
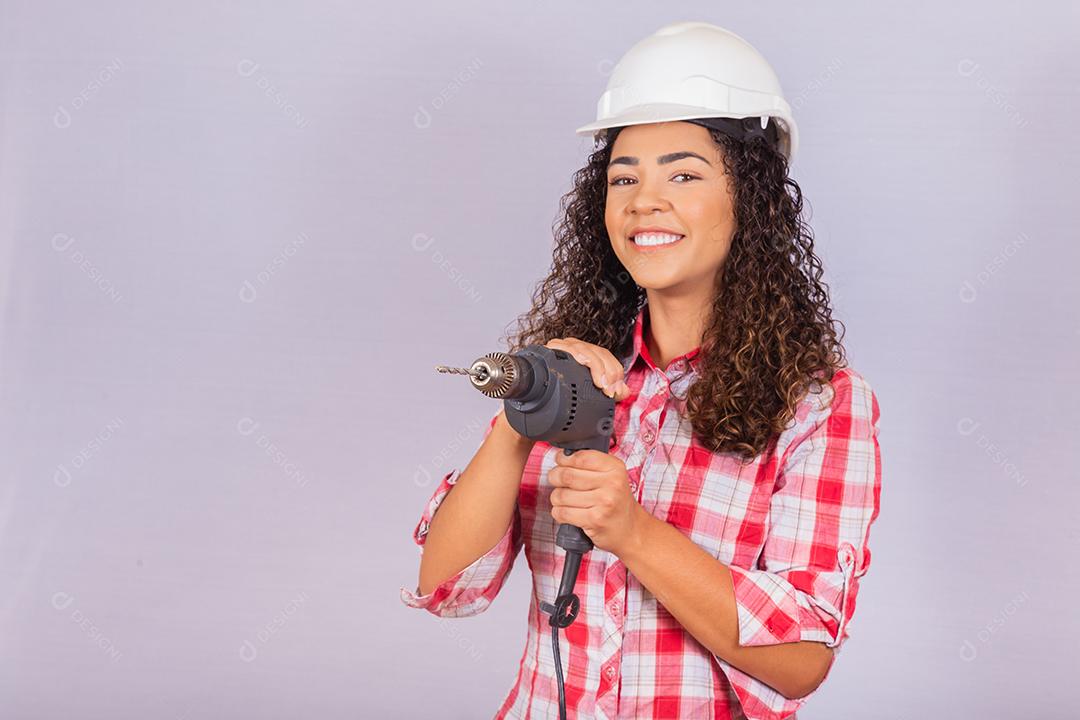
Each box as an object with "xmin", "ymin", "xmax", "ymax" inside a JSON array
[{"xmin": 644, "ymin": 288, "xmax": 711, "ymax": 370}]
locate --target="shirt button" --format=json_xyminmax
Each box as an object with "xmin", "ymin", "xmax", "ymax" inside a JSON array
[
  {"xmin": 628, "ymin": 480, "xmax": 638, "ymax": 493},
  {"xmin": 642, "ymin": 428, "xmax": 655, "ymax": 444},
  {"xmin": 605, "ymin": 665, "xmax": 616, "ymax": 679},
  {"xmin": 609, "ymin": 599, "xmax": 621, "ymax": 616}
]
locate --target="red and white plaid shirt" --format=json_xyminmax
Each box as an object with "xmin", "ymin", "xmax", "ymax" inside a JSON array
[{"xmin": 402, "ymin": 304, "xmax": 882, "ymax": 720}]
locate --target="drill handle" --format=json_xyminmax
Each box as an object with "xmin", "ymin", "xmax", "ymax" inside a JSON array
[
  {"xmin": 555, "ymin": 447, "xmax": 596, "ymax": 555},
  {"xmin": 555, "ymin": 520, "xmax": 594, "ymax": 555}
]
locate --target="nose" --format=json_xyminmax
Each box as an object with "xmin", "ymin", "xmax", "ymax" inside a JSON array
[{"xmin": 627, "ymin": 175, "xmax": 669, "ymax": 215}]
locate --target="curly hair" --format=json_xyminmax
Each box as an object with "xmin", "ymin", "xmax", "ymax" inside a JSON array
[{"xmin": 499, "ymin": 123, "xmax": 847, "ymax": 462}]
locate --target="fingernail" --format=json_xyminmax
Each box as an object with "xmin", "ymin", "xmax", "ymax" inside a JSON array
[{"xmin": 600, "ymin": 372, "xmax": 609, "ymax": 386}]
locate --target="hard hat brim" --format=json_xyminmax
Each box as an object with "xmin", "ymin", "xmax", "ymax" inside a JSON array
[
  {"xmin": 574, "ymin": 102, "xmax": 797, "ymax": 161},
  {"xmin": 574, "ymin": 103, "xmax": 746, "ymax": 135}
]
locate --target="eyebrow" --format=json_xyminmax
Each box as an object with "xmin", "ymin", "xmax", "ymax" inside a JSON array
[{"xmin": 608, "ymin": 151, "xmax": 713, "ymax": 168}]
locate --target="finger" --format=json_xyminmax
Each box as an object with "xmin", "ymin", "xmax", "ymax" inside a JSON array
[
  {"xmin": 572, "ymin": 341, "xmax": 627, "ymax": 398},
  {"xmin": 551, "ymin": 505, "xmax": 593, "ymax": 529},
  {"xmin": 549, "ymin": 465, "xmax": 604, "ymax": 491},
  {"xmin": 553, "ymin": 449, "xmax": 612, "ymax": 473},
  {"xmin": 550, "ymin": 487, "xmax": 599, "ymax": 509},
  {"xmin": 546, "ymin": 339, "xmax": 619, "ymax": 397},
  {"xmin": 564, "ymin": 339, "xmax": 628, "ymax": 398}
]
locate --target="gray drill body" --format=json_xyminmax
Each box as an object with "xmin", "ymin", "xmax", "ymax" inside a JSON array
[{"xmin": 500, "ymin": 344, "xmax": 616, "ymax": 454}]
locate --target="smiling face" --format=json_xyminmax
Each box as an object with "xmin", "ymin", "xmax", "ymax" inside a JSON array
[{"xmin": 605, "ymin": 121, "xmax": 736, "ymax": 298}]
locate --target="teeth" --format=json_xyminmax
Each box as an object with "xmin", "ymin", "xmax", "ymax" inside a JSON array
[{"xmin": 633, "ymin": 232, "xmax": 683, "ymax": 246}]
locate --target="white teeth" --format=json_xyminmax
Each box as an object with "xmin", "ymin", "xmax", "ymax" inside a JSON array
[{"xmin": 633, "ymin": 232, "xmax": 683, "ymax": 246}]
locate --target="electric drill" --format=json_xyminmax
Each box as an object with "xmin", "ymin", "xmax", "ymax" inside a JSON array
[{"xmin": 435, "ymin": 343, "xmax": 616, "ymax": 628}]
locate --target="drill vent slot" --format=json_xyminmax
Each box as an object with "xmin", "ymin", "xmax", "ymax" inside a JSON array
[{"xmin": 561, "ymin": 383, "xmax": 578, "ymax": 431}]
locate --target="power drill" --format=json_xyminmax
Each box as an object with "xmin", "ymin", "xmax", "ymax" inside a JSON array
[{"xmin": 435, "ymin": 343, "xmax": 616, "ymax": 720}]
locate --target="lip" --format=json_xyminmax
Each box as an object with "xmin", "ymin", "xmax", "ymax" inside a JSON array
[{"xmin": 628, "ymin": 225, "xmax": 685, "ymax": 239}]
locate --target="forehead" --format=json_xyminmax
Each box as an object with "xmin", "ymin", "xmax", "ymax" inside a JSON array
[{"xmin": 609, "ymin": 121, "xmax": 720, "ymax": 160}]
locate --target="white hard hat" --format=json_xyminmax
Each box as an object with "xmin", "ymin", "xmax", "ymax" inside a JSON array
[{"xmin": 575, "ymin": 21, "xmax": 799, "ymax": 162}]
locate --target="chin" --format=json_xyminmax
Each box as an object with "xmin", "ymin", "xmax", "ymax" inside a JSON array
[{"xmin": 627, "ymin": 276, "xmax": 682, "ymax": 292}]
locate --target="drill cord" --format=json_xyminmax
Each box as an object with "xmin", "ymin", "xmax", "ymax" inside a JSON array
[
  {"xmin": 552, "ymin": 622, "xmax": 568, "ymax": 720},
  {"xmin": 541, "ymin": 548, "xmax": 585, "ymax": 720}
]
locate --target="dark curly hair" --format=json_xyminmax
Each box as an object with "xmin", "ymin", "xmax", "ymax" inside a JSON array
[{"xmin": 499, "ymin": 123, "xmax": 847, "ymax": 462}]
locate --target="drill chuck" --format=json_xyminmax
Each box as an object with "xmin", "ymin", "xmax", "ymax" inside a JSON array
[{"xmin": 464, "ymin": 352, "xmax": 536, "ymax": 399}]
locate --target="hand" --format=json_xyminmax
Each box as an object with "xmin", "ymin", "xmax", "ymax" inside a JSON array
[
  {"xmin": 548, "ymin": 449, "xmax": 645, "ymax": 556},
  {"xmin": 492, "ymin": 405, "xmax": 535, "ymax": 448},
  {"xmin": 545, "ymin": 338, "xmax": 631, "ymax": 401}
]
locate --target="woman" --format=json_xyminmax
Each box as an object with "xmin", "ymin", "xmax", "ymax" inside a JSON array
[{"xmin": 401, "ymin": 22, "xmax": 881, "ymax": 720}]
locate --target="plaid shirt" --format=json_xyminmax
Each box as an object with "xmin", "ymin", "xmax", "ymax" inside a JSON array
[{"xmin": 401, "ymin": 305, "xmax": 882, "ymax": 720}]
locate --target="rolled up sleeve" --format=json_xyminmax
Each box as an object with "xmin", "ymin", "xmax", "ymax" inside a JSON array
[
  {"xmin": 713, "ymin": 369, "xmax": 882, "ymax": 720},
  {"xmin": 399, "ymin": 410, "xmax": 523, "ymax": 618}
]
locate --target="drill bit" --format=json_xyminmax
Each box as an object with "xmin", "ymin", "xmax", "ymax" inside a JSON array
[{"xmin": 435, "ymin": 364, "xmax": 489, "ymax": 381}]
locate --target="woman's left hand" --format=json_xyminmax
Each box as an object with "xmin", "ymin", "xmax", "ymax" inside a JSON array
[{"xmin": 548, "ymin": 449, "xmax": 645, "ymax": 556}]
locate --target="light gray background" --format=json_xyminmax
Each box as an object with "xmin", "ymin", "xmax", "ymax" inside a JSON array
[{"xmin": 0, "ymin": 2, "xmax": 1076, "ymax": 718}]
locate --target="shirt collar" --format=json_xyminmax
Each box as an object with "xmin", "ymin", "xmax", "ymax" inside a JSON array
[{"xmin": 621, "ymin": 303, "xmax": 703, "ymax": 375}]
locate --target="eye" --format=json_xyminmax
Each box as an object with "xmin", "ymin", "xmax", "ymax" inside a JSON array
[{"xmin": 607, "ymin": 172, "xmax": 700, "ymax": 186}]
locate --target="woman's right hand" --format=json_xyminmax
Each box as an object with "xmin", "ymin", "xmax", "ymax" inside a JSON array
[{"xmin": 544, "ymin": 338, "xmax": 631, "ymax": 401}]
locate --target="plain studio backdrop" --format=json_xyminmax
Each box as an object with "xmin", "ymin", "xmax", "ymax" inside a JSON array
[{"xmin": 0, "ymin": 2, "xmax": 1077, "ymax": 718}]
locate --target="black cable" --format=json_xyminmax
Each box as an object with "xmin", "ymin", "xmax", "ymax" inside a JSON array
[
  {"xmin": 551, "ymin": 621, "xmax": 567, "ymax": 720},
  {"xmin": 541, "ymin": 548, "xmax": 585, "ymax": 720}
]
